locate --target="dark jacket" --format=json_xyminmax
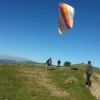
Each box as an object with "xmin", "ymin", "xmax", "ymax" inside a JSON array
[
  {"xmin": 85, "ymin": 64, "xmax": 92, "ymax": 75},
  {"xmin": 58, "ymin": 60, "xmax": 61, "ymax": 64}
]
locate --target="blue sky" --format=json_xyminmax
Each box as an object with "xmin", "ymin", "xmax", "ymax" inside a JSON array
[{"xmin": 0, "ymin": 0, "xmax": 100, "ymax": 67}]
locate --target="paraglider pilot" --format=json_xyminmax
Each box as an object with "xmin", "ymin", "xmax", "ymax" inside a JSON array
[{"xmin": 46, "ymin": 58, "xmax": 52, "ymax": 70}]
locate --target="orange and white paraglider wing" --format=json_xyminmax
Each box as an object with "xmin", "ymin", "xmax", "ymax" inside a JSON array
[{"xmin": 58, "ymin": 3, "xmax": 75, "ymax": 35}]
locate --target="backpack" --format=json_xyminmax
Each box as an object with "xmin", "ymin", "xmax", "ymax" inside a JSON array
[{"xmin": 49, "ymin": 60, "xmax": 52, "ymax": 65}]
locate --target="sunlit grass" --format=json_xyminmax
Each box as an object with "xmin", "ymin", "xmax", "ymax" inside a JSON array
[{"xmin": 0, "ymin": 63, "xmax": 99, "ymax": 100}]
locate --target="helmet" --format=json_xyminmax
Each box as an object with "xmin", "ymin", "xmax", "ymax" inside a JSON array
[{"xmin": 88, "ymin": 60, "xmax": 91, "ymax": 64}]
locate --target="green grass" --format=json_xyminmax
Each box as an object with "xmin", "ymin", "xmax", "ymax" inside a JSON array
[
  {"xmin": 0, "ymin": 63, "xmax": 99, "ymax": 100},
  {"xmin": 48, "ymin": 66, "xmax": 96, "ymax": 100}
]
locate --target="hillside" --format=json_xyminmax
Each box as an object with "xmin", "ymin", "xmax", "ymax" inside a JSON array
[{"xmin": 0, "ymin": 63, "xmax": 100, "ymax": 100}]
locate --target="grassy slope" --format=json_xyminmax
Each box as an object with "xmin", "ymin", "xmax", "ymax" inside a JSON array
[{"xmin": 0, "ymin": 63, "xmax": 99, "ymax": 100}]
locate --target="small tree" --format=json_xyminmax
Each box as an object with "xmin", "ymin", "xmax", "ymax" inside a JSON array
[{"xmin": 64, "ymin": 61, "xmax": 71, "ymax": 67}]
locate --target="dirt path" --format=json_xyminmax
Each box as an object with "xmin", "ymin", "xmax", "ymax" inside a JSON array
[
  {"xmin": 84, "ymin": 73, "xmax": 100, "ymax": 100},
  {"xmin": 19, "ymin": 67, "xmax": 70, "ymax": 99},
  {"xmin": 90, "ymin": 73, "xmax": 100, "ymax": 100}
]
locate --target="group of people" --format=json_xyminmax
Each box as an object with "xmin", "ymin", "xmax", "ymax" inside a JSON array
[
  {"xmin": 46, "ymin": 58, "xmax": 93, "ymax": 88},
  {"xmin": 46, "ymin": 58, "xmax": 61, "ymax": 70}
]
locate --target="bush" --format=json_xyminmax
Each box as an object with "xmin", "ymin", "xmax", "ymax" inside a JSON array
[{"xmin": 64, "ymin": 61, "xmax": 71, "ymax": 67}]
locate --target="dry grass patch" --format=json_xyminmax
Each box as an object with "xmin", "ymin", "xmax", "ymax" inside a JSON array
[
  {"xmin": 83, "ymin": 73, "xmax": 100, "ymax": 100},
  {"xmin": 18, "ymin": 67, "xmax": 70, "ymax": 99},
  {"xmin": 90, "ymin": 73, "xmax": 100, "ymax": 100},
  {"xmin": 65, "ymin": 75, "xmax": 78, "ymax": 84}
]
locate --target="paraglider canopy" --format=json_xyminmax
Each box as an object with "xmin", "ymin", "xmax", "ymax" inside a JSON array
[{"xmin": 58, "ymin": 2, "xmax": 75, "ymax": 36}]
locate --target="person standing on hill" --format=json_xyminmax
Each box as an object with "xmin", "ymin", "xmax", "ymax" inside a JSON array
[
  {"xmin": 48, "ymin": 58, "xmax": 52, "ymax": 69},
  {"xmin": 57, "ymin": 59, "xmax": 61, "ymax": 67},
  {"xmin": 46, "ymin": 58, "xmax": 52, "ymax": 70},
  {"xmin": 85, "ymin": 60, "xmax": 92, "ymax": 87}
]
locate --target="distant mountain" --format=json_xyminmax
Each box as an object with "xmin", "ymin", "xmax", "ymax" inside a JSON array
[
  {"xmin": 0, "ymin": 59, "xmax": 17, "ymax": 63},
  {"xmin": 0, "ymin": 55, "xmax": 35, "ymax": 63},
  {"xmin": 20, "ymin": 61, "xmax": 38, "ymax": 64}
]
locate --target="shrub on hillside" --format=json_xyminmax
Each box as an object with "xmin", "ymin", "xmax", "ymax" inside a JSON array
[{"xmin": 64, "ymin": 61, "xmax": 71, "ymax": 67}]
